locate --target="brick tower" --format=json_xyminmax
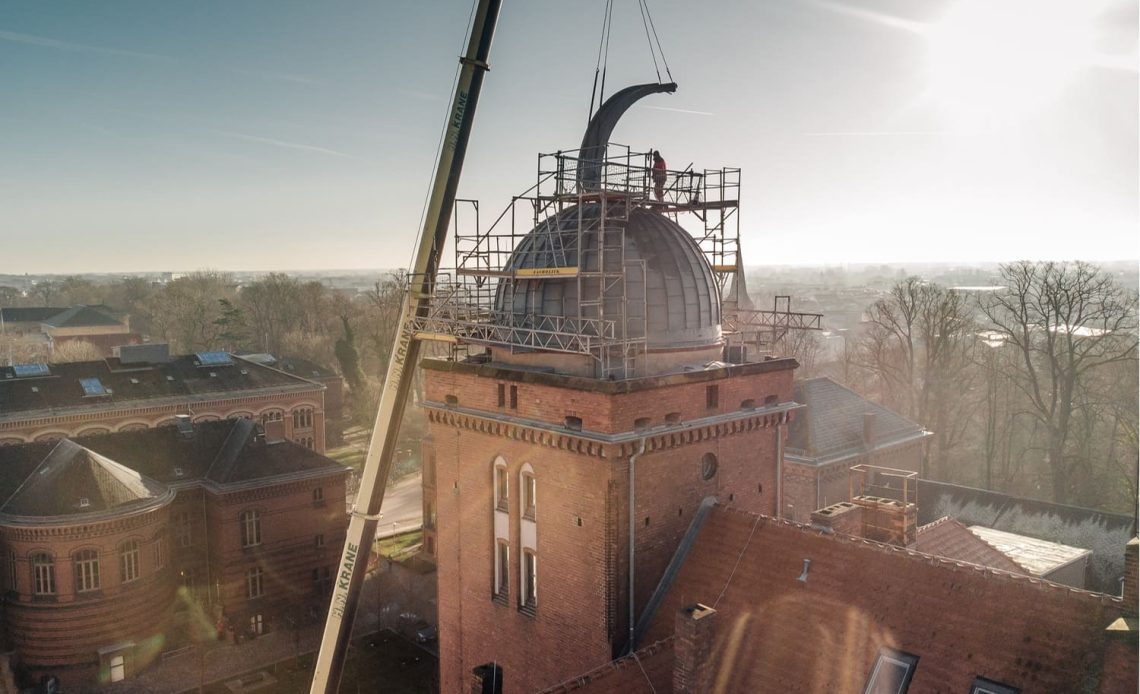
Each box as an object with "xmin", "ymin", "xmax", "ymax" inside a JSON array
[{"xmin": 415, "ymin": 84, "xmax": 798, "ymax": 693}]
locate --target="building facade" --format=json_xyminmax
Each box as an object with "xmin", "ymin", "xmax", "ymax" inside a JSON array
[
  {"xmin": 0, "ymin": 419, "xmax": 349, "ymax": 689},
  {"xmin": 0, "ymin": 345, "xmax": 328, "ymax": 453}
]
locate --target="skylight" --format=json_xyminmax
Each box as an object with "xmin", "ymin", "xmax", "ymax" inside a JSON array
[
  {"xmin": 79, "ymin": 378, "xmax": 109, "ymax": 396},
  {"xmin": 195, "ymin": 351, "xmax": 233, "ymax": 366},
  {"xmin": 12, "ymin": 363, "xmax": 50, "ymax": 378}
]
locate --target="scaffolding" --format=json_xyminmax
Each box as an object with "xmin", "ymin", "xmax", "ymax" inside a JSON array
[
  {"xmin": 406, "ymin": 145, "xmax": 743, "ymax": 378},
  {"xmin": 848, "ymin": 464, "xmax": 918, "ymax": 546}
]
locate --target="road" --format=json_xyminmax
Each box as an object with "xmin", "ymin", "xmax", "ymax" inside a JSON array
[{"xmin": 375, "ymin": 474, "xmax": 423, "ymax": 539}]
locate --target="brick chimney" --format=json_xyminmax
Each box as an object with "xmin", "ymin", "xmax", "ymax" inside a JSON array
[
  {"xmin": 1123, "ymin": 537, "xmax": 1138, "ymax": 614},
  {"xmin": 263, "ymin": 418, "xmax": 286, "ymax": 443},
  {"xmin": 674, "ymin": 603, "xmax": 717, "ymax": 694},
  {"xmin": 1097, "ymin": 538, "xmax": 1138, "ymax": 693},
  {"xmin": 862, "ymin": 412, "xmax": 876, "ymax": 450},
  {"xmin": 811, "ymin": 501, "xmax": 864, "ymax": 537}
]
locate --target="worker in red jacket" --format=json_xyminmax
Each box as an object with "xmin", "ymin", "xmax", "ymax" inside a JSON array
[{"xmin": 652, "ymin": 150, "xmax": 667, "ymax": 201}]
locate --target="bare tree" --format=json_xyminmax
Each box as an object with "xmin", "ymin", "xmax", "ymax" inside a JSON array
[
  {"xmin": 239, "ymin": 273, "xmax": 302, "ymax": 355},
  {"xmin": 858, "ymin": 278, "xmax": 977, "ymax": 479},
  {"xmin": 979, "ymin": 261, "xmax": 1138, "ymax": 504},
  {"xmin": 50, "ymin": 340, "xmax": 104, "ymax": 363}
]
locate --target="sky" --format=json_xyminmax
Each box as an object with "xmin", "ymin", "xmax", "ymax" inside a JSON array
[{"xmin": 1, "ymin": 0, "xmax": 1136, "ymax": 274}]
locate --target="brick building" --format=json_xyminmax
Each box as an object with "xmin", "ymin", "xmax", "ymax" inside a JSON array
[
  {"xmin": 418, "ymin": 150, "xmax": 806, "ymax": 689},
  {"xmin": 0, "ymin": 418, "xmax": 349, "ymax": 689},
  {"xmin": 0, "ymin": 344, "xmax": 329, "ymax": 453},
  {"xmin": 783, "ymin": 376, "xmax": 928, "ymax": 523},
  {"xmin": 240, "ymin": 353, "xmax": 346, "ymax": 447},
  {"xmin": 540, "ymin": 504, "xmax": 1137, "ymax": 693},
  {"xmin": 0, "ymin": 305, "xmax": 140, "ymax": 358}
]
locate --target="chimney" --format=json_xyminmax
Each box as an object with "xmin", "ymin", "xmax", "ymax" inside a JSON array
[
  {"xmin": 174, "ymin": 414, "xmax": 194, "ymax": 440},
  {"xmin": 263, "ymin": 418, "xmax": 286, "ymax": 443},
  {"xmin": 673, "ymin": 603, "xmax": 717, "ymax": 694},
  {"xmin": 862, "ymin": 412, "xmax": 876, "ymax": 450},
  {"xmin": 1098, "ymin": 538, "xmax": 1139, "ymax": 694},
  {"xmin": 811, "ymin": 501, "xmax": 864, "ymax": 537},
  {"xmin": 1124, "ymin": 537, "xmax": 1138, "ymax": 616}
]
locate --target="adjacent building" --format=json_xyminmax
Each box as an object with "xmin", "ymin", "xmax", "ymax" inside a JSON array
[
  {"xmin": 0, "ymin": 418, "xmax": 349, "ymax": 688},
  {"xmin": 0, "ymin": 345, "xmax": 329, "ymax": 453},
  {"xmin": 1, "ymin": 305, "xmax": 139, "ymax": 358}
]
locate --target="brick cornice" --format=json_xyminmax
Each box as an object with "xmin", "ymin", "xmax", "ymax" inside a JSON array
[{"xmin": 426, "ymin": 402, "xmax": 801, "ymax": 459}]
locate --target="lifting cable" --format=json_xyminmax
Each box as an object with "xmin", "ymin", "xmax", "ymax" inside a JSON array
[
  {"xmin": 638, "ymin": 0, "xmax": 673, "ymax": 84},
  {"xmin": 588, "ymin": 0, "xmax": 615, "ymax": 124}
]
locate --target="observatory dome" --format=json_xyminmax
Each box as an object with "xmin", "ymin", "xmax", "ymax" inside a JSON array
[{"xmin": 494, "ymin": 205, "xmax": 721, "ymax": 351}]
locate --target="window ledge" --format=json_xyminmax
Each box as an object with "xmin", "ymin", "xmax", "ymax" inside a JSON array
[
  {"xmin": 518, "ymin": 602, "xmax": 537, "ymax": 618},
  {"xmin": 492, "ymin": 593, "xmax": 509, "ymax": 607}
]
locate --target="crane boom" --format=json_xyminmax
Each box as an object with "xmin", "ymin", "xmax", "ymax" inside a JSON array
[{"xmin": 309, "ymin": 2, "xmax": 503, "ymax": 691}]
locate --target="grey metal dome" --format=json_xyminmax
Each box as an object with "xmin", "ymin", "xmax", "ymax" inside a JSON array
[{"xmin": 494, "ymin": 205, "xmax": 721, "ymax": 349}]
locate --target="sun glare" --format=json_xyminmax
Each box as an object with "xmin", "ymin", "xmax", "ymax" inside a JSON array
[{"xmin": 926, "ymin": 0, "xmax": 1099, "ymax": 127}]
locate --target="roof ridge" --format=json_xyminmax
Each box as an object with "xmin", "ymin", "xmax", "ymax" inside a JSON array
[
  {"xmin": 713, "ymin": 505, "xmax": 1125, "ymax": 607},
  {"xmin": 916, "ymin": 515, "xmax": 955, "ymax": 532}
]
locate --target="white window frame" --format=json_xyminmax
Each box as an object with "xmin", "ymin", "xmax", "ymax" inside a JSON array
[
  {"xmin": 120, "ymin": 540, "xmax": 140, "ymax": 583},
  {"xmin": 241, "ymin": 510, "xmax": 262, "ymax": 547},
  {"xmin": 246, "ymin": 566, "xmax": 263, "ymax": 599},
  {"xmin": 74, "ymin": 549, "xmax": 100, "ymax": 593},
  {"xmin": 32, "ymin": 553, "xmax": 55, "ymax": 595}
]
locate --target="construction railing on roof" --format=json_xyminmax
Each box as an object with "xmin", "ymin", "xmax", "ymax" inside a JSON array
[
  {"xmin": 407, "ymin": 145, "xmax": 743, "ymax": 378},
  {"xmin": 849, "ymin": 464, "xmax": 918, "ymax": 546}
]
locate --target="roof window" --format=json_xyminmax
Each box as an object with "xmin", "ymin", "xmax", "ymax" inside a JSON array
[
  {"xmin": 130, "ymin": 378, "xmax": 140, "ymax": 384},
  {"xmin": 863, "ymin": 649, "xmax": 918, "ymax": 694},
  {"xmin": 78, "ymin": 498, "xmax": 90, "ymax": 508},
  {"xmin": 13, "ymin": 363, "xmax": 50, "ymax": 378},
  {"xmin": 79, "ymin": 378, "xmax": 109, "ymax": 397},
  {"xmin": 195, "ymin": 351, "xmax": 233, "ymax": 367},
  {"xmin": 969, "ymin": 678, "xmax": 1020, "ymax": 694}
]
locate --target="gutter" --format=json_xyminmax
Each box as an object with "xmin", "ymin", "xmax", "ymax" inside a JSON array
[{"xmin": 628, "ymin": 437, "xmax": 646, "ymax": 655}]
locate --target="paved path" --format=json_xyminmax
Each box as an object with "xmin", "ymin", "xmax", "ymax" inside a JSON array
[{"xmin": 375, "ymin": 474, "xmax": 423, "ymax": 539}]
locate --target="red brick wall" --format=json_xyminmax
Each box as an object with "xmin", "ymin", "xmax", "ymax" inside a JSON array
[
  {"xmin": 1, "ymin": 503, "xmax": 176, "ymax": 686},
  {"xmin": 427, "ymin": 360, "xmax": 795, "ymax": 692}
]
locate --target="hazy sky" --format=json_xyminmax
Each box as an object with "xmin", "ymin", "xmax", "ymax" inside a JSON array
[{"xmin": 2, "ymin": 0, "xmax": 1136, "ymax": 274}]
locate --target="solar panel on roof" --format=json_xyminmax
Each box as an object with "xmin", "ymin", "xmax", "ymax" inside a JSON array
[
  {"xmin": 195, "ymin": 351, "xmax": 233, "ymax": 366},
  {"xmin": 12, "ymin": 363, "xmax": 50, "ymax": 378},
  {"xmin": 79, "ymin": 378, "xmax": 108, "ymax": 396}
]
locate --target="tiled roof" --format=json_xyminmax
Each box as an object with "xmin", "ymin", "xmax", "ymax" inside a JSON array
[
  {"xmin": 640, "ymin": 506, "xmax": 1122, "ymax": 693},
  {"xmin": 42, "ymin": 305, "xmax": 123, "ymax": 328},
  {"xmin": 914, "ymin": 516, "xmax": 1024, "ymax": 574},
  {"xmin": 969, "ymin": 526, "xmax": 1091, "ymax": 577},
  {"xmin": 788, "ymin": 377, "xmax": 925, "ymax": 457},
  {"xmin": 0, "ymin": 353, "xmax": 322, "ymax": 420},
  {"xmin": 0, "ymin": 439, "xmax": 167, "ymax": 517},
  {"xmin": 0, "ymin": 420, "xmax": 346, "ymax": 518}
]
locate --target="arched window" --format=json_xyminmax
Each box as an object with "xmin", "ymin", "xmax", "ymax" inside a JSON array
[
  {"xmin": 521, "ymin": 470, "xmax": 537, "ymax": 520},
  {"xmin": 74, "ymin": 549, "xmax": 100, "ymax": 593},
  {"xmin": 293, "ymin": 408, "xmax": 314, "ymax": 429},
  {"xmin": 491, "ymin": 456, "xmax": 509, "ymax": 602},
  {"xmin": 517, "ymin": 462, "xmax": 538, "ymax": 614},
  {"xmin": 31, "ymin": 553, "xmax": 55, "ymax": 596},
  {"xmin": 119, "ymin": 540, "xmax": 140, "ymax": 583},
  {"xmin": 494, "ymin": 458, "xmax": 509, "ymax": 512},
  {"xmin": 241, "ymin": 510, "xmax": 261, "ymax": 547}
]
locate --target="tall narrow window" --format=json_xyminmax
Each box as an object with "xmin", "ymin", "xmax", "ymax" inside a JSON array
[
  {"xmin": 32, "ymin": 553, "xmax": 55, "ymax": 596},
  {"xmin": 241, "ymin": 510, "xmax": 262, "ymax": 547},
  {"xmin": 6, "ymin": 551, "xmax": 16, "ymax": 591},
  {"xmin": 497, "ymin": 383, "xmax": 505, "ymax": 407},
  {"xmin": 119, "ymin": 540, "xmax": 140, "ymax": 583},
  {"xmin": 494, "ymin": 540, "xmax": 509, "ymax": 600},
  {"xmin": 522, "ymin": 472, "xmax": 536, "ymax": 520},
  {"xmin": 522, "ymin": 550, "xmax": 537, "ymax": 608},
  {"xmin": 154, "ymin": 532, "xmax": 168, "ymax": 569},
  {"xmin": 74, "ymin": 549, "xmax": 100, "ymax": 593},
  {"xmin": 509, "ymin": 385, "xmax": 518, "ymax": 409},
  {"xmin": 495, "ymin": 466, "xmax": 509, "ymax": 512},
  {"xmin": 706, "ymin": 384, "xmax": 719, "ymax": 409},
  {"xmin": 312, "ymin": 487, "xmax": 324, "ymax": 505},
  {"xmin": 175, "ymin": 511, "xmax": 192, "ymax": 547},
  {"xmin": 246, "ymin": 566, "xmax": 264, "ymax": 598}
]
